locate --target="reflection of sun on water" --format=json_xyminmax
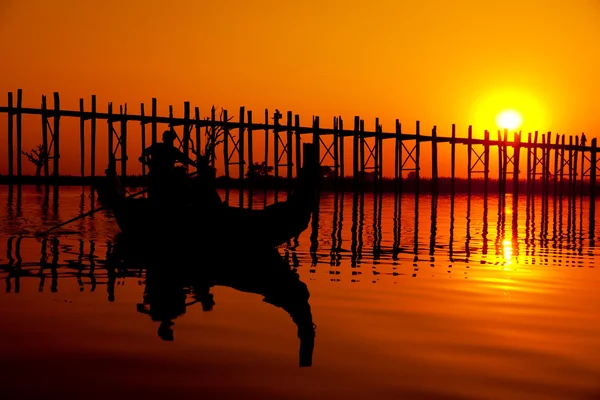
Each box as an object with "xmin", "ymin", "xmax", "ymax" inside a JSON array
[{"xmin": 503, "ymin": 239, "xmax": 513, "ymax": 267}]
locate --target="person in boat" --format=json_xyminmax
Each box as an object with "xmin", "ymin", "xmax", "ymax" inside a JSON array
[{"xmin": 138, "ymin": 129, "xmax": 197, "ymax": 205}]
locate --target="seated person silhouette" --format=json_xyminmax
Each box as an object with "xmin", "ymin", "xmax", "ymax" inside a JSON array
[{"xmin": 139, "ymin": 129, "xmax": 197, "ymax": 206}]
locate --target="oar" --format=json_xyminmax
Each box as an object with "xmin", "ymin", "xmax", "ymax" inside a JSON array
[
  {"xmin": 35, "ymin": 169, "xmax": 200, "ymax": 237},
  {"xmin": 34, "ymin": 188, "xmax": 147, "ymax": 237}
]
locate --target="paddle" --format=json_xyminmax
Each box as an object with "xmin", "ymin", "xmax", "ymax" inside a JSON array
[{"xmin": 35, "ymin": 169, "xmax": 200, "ymax": 237}]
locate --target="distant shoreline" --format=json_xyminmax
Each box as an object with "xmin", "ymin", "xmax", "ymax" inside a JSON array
[{"xmin": 0, "ymin": 175, "xmax": 595, "ymax": 195}]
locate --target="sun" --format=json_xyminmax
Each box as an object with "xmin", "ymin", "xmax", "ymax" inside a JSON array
[{"xmin": 496, "ymin": 110, "xmax": 523, "ymax": 131}]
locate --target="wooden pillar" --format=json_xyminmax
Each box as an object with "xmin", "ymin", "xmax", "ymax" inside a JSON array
[
  {"xmin": 451, "ymin": 124, "xmax": 455, "ymax": 197},
  {"xmin": 580, "ymin": 134, "xmax": 586, "ymax": 196},
  {"xmin": 590, "ymin": 138, "xmax": 597, "ymax": 200},
  {"xmin": 484, "ymin": 130, "xmax": 490, "ymax": 197},
  {"xmin": 541, "ymin": 133, "xmax": 548, "ymax": 198},
  {"xmin": 573, "ymin": 135, "xmax": 580, "ymax": 198},
  {"xmin": 108, "ymin": 103, "xmax": 114, "ymax": 167},
  {"xmin": 339, "ymin": 117, "xmax": 345, "ymax": 180},
  {"xmin": 79, "ymin": 98, "xmax": 85, "ymax": 178},
  {"xmin": 210, "ymin": 107, "xmax": 216, "ymax": 168},
  {"xmin": 120, "ymin": 105, "xmax": 127, "ymax": 178},
  {"xmin": 513, "ymin": 132, "xmax": 521, "ymax": 199},
  {"xmin": 431, "ymin": 125, "xmax": 438, "ymax": 194},
  {"xmin": 544, "ymin": 133, "xmax": 551, "ymax": 198},
  {"xmin": 264, "ymin": 109, "xmax": 269, "ymax": 175},
  {"xmin": 378, "ymin": 121, "xmax": 383, "ymax": 183},
  {"xmin": 16, "ymin": 89, "xmax": 22, "ymax": 179},
  {"xmin": 183, "ymin": 102, "xmax": 191, "ymax": 168},
  {"xmin": 568, "ymin": 136, "xmax": 574, "ymax": 197},
  {"xmin": 497, "ymin": 130, "xmax": 503, "ymax": 194},
  {"xmin": 395, "ymin": 120, "xmax": 401, "ymax": 183},
  {"xmin": 294, "ymin": 114, "xmax": 301, "ymax": 177},
  {"xmin": 194, "ymin": 107, "xmax": 201, "ymax": 164},
  {"xmin": 223, "ymin": 109, "xmax": 229, "ymax": 181},
  {"xmin": 560, "ymin": 135, "xmax": 566, "ymax": 196},
  {"xmin": 90, "ymin": 95, "xmax": 96, "ymax": 180},
  {"xmin": 502, "ymin": 129, "xmax": 508, "ymax": 194},
  {"xmin": 140, "ymin": 103, "xmax": 146, "ymax": 178},
  {"xmin": 415, "ymin": 121, "xmax": 421, "ymax": 194},
  {"xmin": 353, "ymin": 116, "xmax": 360, "ymax": 186},
  {"xmin": 313, "ymin": 116, "xmax": 320, "ymax": 165},
  {"xmin": 7, "ymin": 92, "xmax": 13, "ymax": 180},
  {"xmin": 151, "ymin": 98, "xmax": 157, "ymax": 145},
  {"xmin": 273, "ymin": 111, "xmax": 280, "ymax": 180},
  {"xmin": 41, "ymin": 95, "xmax": 49, "ymax": 179},
  {"xmin": 333, "ymin": 117, "xmax": 339, "ymax": 181},
  {"xmin": 532, "ymin": 131, "xmax": 539, "ymax": 195},
  {"xmin": 52, "ymin": 92, "xmax": 60, "ymax": 179},
  {"xmin": 240, "ymin": 107, "xmax": 246, "ymax": 182},
  {"xmin": 359, "ymin": 119, "xmax": 365, "ymax": 185},
  {"xmin": 286, "ymin": 110, "xmax": 293, "ymax": 182},
  {"xmin": 553, "ymin": 133, "xmax": 559, "ymax": 196},
  {"xmin": 374, "ymin": 118, "xmax": 380, "ymax": 187},
  {"xmin": 467, "ymin": 126, "xmax": 473, "ymax": 195},
  {"xmin": 247, "ymin": 110, "xmax": 254, "ymax": 174},
  {"xmin": 526, "ymin": 132, "xmax": 532, "ymax": 194}
]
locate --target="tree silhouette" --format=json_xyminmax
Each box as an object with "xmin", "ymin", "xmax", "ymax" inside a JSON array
[
  {"xmin": 22, "ymin": 144, "xmax": 47, "ymax": 178},
  {"xmin": 204, "ymin": 107, "xmax": 233, "ymax": 166}
]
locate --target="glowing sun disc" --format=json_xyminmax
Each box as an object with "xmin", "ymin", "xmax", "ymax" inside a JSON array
[{"xmin": 496, "ymin": 110, "xmax": 523, "ymax": 130}]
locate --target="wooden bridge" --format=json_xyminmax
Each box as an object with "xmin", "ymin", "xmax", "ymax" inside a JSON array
[{"xmin": 1, "ymin": 89, "xmax": 597, "ymax": 199}]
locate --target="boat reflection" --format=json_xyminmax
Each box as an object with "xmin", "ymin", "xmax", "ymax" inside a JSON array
[{"xmin": 109, "ymin": 234, "xmax": 316, "ymax": 367}]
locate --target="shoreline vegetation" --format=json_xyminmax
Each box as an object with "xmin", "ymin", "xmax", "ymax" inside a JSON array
[{"xmin": 0, "ymin": 175, "xmax": 595, "ymax": 195}]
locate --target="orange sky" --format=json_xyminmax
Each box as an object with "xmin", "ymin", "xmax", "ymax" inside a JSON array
[{"xmin": 1, "ymin": 0, "xmax": 599, "ymax": 178}]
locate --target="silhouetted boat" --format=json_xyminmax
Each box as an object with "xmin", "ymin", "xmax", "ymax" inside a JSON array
[{"xmin": 96, "ymin": 144, "xmax": 318, "ymax": 247}]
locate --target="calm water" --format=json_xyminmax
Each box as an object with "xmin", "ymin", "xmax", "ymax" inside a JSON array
[{"xmin": 1, "ymin": 185, "xmax": 600, "ymax": 399}]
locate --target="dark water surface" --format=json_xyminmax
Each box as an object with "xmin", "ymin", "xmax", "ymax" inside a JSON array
[{"xmin": 1, "ymin": 185, "xmax": 599, "ymax": 399}]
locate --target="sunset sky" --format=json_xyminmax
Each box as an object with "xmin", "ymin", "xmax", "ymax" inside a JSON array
[{"xmin": 1, "ymin": 0, "xmax": 598, "ymax": 178}]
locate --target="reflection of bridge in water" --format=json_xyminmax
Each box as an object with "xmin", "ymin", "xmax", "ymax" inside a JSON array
[{"xmin": 1, "ymin": 187, "xmax": 596, "ymax": 291}]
